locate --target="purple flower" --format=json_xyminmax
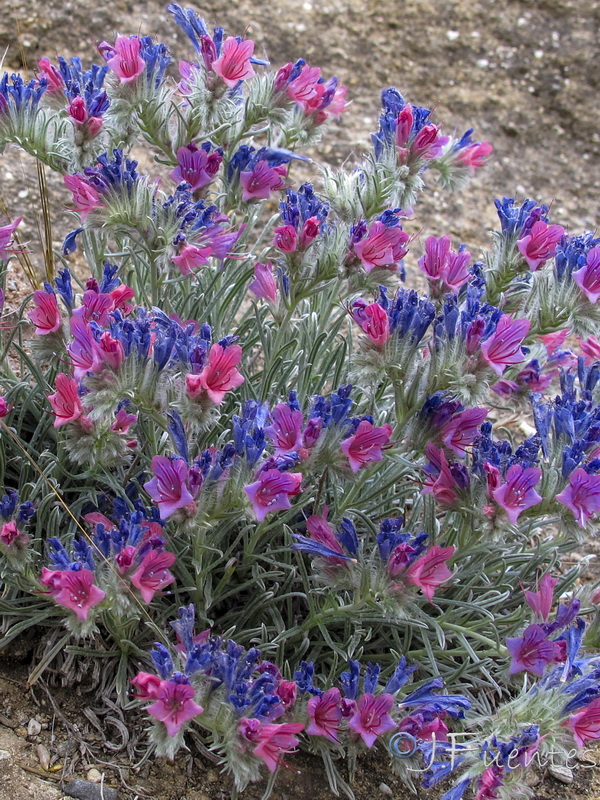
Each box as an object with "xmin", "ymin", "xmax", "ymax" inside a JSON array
[
  {"xmin": 481, "ymin": 315, "xmax": 530, "ymax": 376},
  {"xmin": 556, "ymin": 468, "xmax": 600, "ymax": 527},
  {"xmin": 506, "ymin": 624, "xmax": 564, "ymax": 677},
  {"xmin": 143, "ymin": 456, "xmax": 194, "ymax": 520},
  {"xmin": 572, "ymin": 245, "xmax": 600, "ymax": 303},
  {"xmin": 146, "ymin": 678, "xmax": 203, "ymax": 737},
  {"xmin": 347, "ymin": 693, "xmax": 397, "ymax": 747},
  {"xmin": 492, "ymin": 464, "xmax": 542, "ymax": 525}
]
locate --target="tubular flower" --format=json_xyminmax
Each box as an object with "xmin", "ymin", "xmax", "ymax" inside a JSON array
[
  {"xmin": 143, "ymin": 456, "xmax": 194, "ymax": 520},
  {"xmin": 341, "ymin": 420, "xmax": 393, "ymax": 473}
]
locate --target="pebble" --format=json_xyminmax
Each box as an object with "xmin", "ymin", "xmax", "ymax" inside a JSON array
[
  {"xmin": 37, "ymin": 743, "xmax": 51, "ymax": 770},
  {"xmin": 476, "ymin": 59, "xmax": 489, "ymax": 68},
  {"xmin": 64, "ymin": 778, "xmax": 119, "ymax": 800},
  {"xmin": 548, "ymin": 764, "xmax": 573, "ymax": 784},
  {"xmin": 0, "ymin": 749, "xmax": 10, "ymax": 762},
  {"xmin": 446, "ymin": 30, "xmax": 459, "ymax": 41},
  {"xmin": 379, "ymin": 783, "xmax": 393, "ymax": 796},
  {"xmin": 27, "ymin": 718, "xmax": 42, "ymax": 737},
  {"xmin": 87, "ymin": 768, "xmax": 102, "ymax": 783}
]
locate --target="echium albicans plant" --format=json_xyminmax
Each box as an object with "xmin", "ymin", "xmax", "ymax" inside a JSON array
[{"xmin": 0, "ymin": 4, "xmax": 599, "ymax": 798}]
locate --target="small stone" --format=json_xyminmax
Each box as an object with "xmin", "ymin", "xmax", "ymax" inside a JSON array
[
  {"xmin": 87, "ymin": 768, "xmax": 102, "ymax": 783},
  {"xmin": 64, "ymin": 778, "xmax": 119, "ymax": 800},
  {"xmin": 0, "ymin": 750, "xmax": 10, "ymax": 762},
  {"xmin": 548, "ymin": 764, "xmax": 573, "ymax": 784},
  {"xmin": 14, "ymin": 726, "xmax": 27, "ymax": 738},
  {"xmin": 379, "ymin": 783, "xmax": 393, "ymax": 796},
  {"xmin": 17, "ymin": 189, "xmax": 29, "ymax": 199},
  {"xmin": 534, "ymin": 49, "xmax": 544, "ymax": 59},
  {"xmin": 476, "ymin": 59, "xmax": 489, "ymax": 68},
  {"xmin": 27, "ymin": 718, "xmax": 42, "ymax": 737},
  {"xmin": 37, "ymin": 744, "xmax": 51, "ymax": 770},
  {"xmin": 447, "ymin": 30, "xmax": 459, "ymax": 41}
]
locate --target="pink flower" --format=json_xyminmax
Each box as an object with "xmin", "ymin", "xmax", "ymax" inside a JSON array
[
  {"xmin": 422, "ymin": 444, "xmax": 465, "ymax": 507},
  {"xmin": 147, "ymin": 679, "xmax": 204, "ymax": 737},
  {"xmin": 568, "ymin": 698, "xmax": 600, "ymax": 748},
  {"xmin": 143, "ymin": 456, "xmax": 194, "ymax": 520},
  {"xmin": 54, "ymin": 568, "xmax": 105, "ymax": 621},
  {"xmin": 351, "ymin": 301, "xmax": 390, "ymax": 347},
  {"xmin": 492, "ymin": 465, "xmax": 542, "ymax": 525},
  {"xmin": 524, "ymin": 574, "xmax": 558, "ymax": 621},
  {"xmin": 111, "ymin": 284, "xmax": 136, "ymax": 314},
  {"xmin": 405, "ymin": 545, "xmax": 455, "ymax": 602},
  {"xmin": 578, "ymin": 334, "xmax": 600, "ymax": 365},
  {"xmin": 412, "ymin": 125, "xmax": 449, "ymax": 159},
  {"xmin": 0, "ymin": 397, "xmax": 8, "ymax": 417},
  {"xmin": 131, "ymin": 672, "xmax": 163, "ymax": 699},
  {"xmin": 341, "ymin": 420, "xmax": 393, "ymax": 473},
  {"xmin": 0, "ymin": 521, "xmax": 19, "ymax": 546},
  {"xmin": 240, "ymin": 719, "xmax": 304, "ymax": 772},
  {"xmin": 286, "ymin": 65, "xmax": 325, "ymax": 113},
  {"xmin": 169, "ymin": 143, "xmax": 222, "ymax": 192},
  {"xmin": 273, "ymin": 224, "xmax": 298, "ymax": 252},
  {"xmin": 197, "ymin": 343, "xmax": 244, "ymax": 405},
  {"xmin": 418, "ymin": 236, "xmax": 472, "ymax": 292},
  {"xmin": 556, "ymin": 468, "xmax": 600, "ymax": 527},
  {"xmin": 440, "ymin": 407, "xmax": 488, "ymax": 458},
  {"xmin": 249, "ymin": 261, "xmax": 278, "ymax": 303},
  {"xmin": 240, "ymin": 161, "xmax": 286, "ymax": 201},
  {"xmin": 265, "ymin": 403, "xmax": 304, "ymax": 455},
  {"xmin": 299, "ymin": 216, "xmax": 321, "ymax": 249},
  {"xmin": 172, "ymin": 243, "xmax": 213, "ymax": 275},
  {"xmin": 481, "ymin": 315, "xmax": 530, "ymax": 376},
  {"xmin": 28, "ymin": 290, "xmax": 62, "ymax": 335},
  {"xmin": 517, "ymin": 220, "xmax": 565, "ymax": 271},
  {"xmin": 37, "ymin": 58, "xmax": 64, "ymax": 93},
  {"xmin": 348, "ymin": 693, "xmax": 396, "ymax": 748},
  {"xmin": 111, "ymin": 408, "xmax": 137, "ymax": 434},
  {"xmin": 307, "ymin": 687, "xmax": 343, "ymax": 743},
  {"xmin": 39, "ymin": 568, "xmax": 64, "ymax": 595},
  {"xmin": 67, "ymin": 96, "xmax": 88, "ymax": 124},
  {"xmin": 244, "ymin": 469, "xmax": 303, "ymax": 521},
  {"xmin": 399, "ymin": 713, "xmax": 449, "ymax": 742},
  {"xmin": 507, "ymin": 624, "xmax": 564, "ymax": 677},
  {"xmin": 64, "ymin": 174, "xmax": 102, "ymax": 220},
  {"xmin": 73, "ymin": 289, "xmax": 115, "ymax": 325},
  {"xmin": 276, "ymin": 680, "xmax": 297, "ymax": 709},
  {"xmin": 455, "ymin": 141, "xmax": 493, "ymax": 173},
  {"xmin": 212, "ymin": 37, "xmax": 256, "ymax": 87},
  {"xmin": 115, "ymin": 545, "xmax": 137, "ymax": 574},
  {"xmin": 387, "ymin": 542, "xmax": 418, "ymax": 577},
  {"xmin": 474, "ymin": 767, "xmax": 504, "ymax": 800},
  {"xmin": 48, "ymin": 374, "xmax": 83, "ymax": 427},
  {"xmin": 0, "ymin": 217, "xmax": 22, "ymax": 260},
  {"xmin": 573, "ymin": 245, "xmax": 600, "ymax": 303},
  {"xmin": 444, "ymin": 249, "xmax": 472, "ymax": 291},
  {"xmin": 353, "ymin": 221, "xmax": 409, "ymax": 272},
  {"xmin": 98, "ymin": 332, "xmax": 125, "ymax": 371},
  {"xmin": 418, "ymin": 235, "xmax": 451, "ymax": 280},
  {"xmin": 539, "ymin": 328, "xmax": 570, "ymax": 354},
  {"xmin": 305, "ymin": 509, "xmax": 347, "ymax": 564},
  {"xmin": 106, "ymin": 35, "xmax": 145, "ymax": 84},
  {"xmin": 68, "ymin": 317, "xmax": 103, "ymax": 378},
  {"xmin": 130, "ymin": 549, "xmax": 176, "ymax": 603}
]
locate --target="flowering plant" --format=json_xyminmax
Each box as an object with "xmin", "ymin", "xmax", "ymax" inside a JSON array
[{"xmin": 0, "ymin": 4, "xmax": 599, "ymax": 798}]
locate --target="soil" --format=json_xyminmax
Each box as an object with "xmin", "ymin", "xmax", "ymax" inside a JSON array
[{"xmin": 0, "ymin": 0, "xmax": 599, "ymax": 798}]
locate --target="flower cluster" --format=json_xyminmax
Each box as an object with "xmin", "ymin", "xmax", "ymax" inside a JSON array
[
  {"xmin": 39, "ymin": 501, "xmax": 173, "ymax": 629},
  {"xmin": 133, "ymin": 604, "xmax": 468, "ymax": 789}
]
